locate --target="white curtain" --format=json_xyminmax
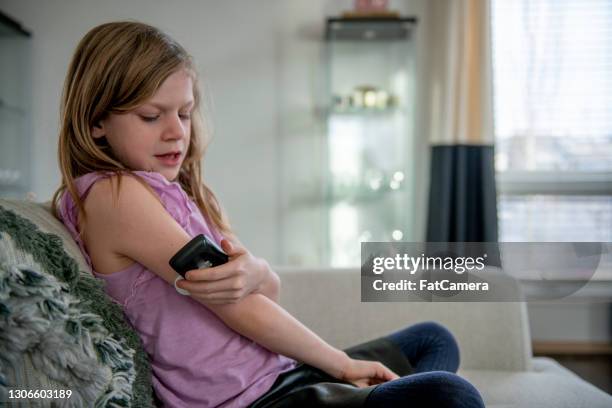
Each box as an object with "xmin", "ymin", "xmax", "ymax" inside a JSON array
[
  {"xmin": 427, "ymin": 0, "xmax": 494, "ymax": 146},
  {"xmin": 424, "ymin": 0, "xmax": 499, "ymax": 243}
]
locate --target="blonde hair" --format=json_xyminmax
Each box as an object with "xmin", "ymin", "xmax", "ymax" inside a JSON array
[{"xmin": 51, "ymin": 21, "xmax": 232, "ymax": 237}]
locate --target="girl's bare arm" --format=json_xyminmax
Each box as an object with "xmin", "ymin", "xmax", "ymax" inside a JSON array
[
  {"xmin": 204, "ymin": 294, "xmax": 350, "ymax": 378},
  {"xmin": 83, "ymin": 174, "xmax": 351, "ymax": 377}
]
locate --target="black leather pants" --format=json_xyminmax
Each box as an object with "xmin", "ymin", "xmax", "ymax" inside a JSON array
[{"xmin": 248, "ymin": 336, "xmax": 414, "ymax": 408}]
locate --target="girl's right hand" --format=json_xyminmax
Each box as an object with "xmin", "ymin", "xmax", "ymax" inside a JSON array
[{"xmin": 338, "ymin": 358, "xmax": 400, "ymax": 388}]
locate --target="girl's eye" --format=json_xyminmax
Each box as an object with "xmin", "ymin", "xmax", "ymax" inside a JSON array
[
  {"xmin": 179, "ymin": 113, "xmax": 191, "ymax": 121},
  {"xmin": 141, "ymin": 115, "xmax": 159, "ymax": 123}
]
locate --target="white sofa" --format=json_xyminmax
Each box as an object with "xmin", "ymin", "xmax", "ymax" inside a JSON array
[
  {"xmin": 276, "ymin": 267, "xmax": 612, "ymax": 408},
  {"xmin": 1, "ymin": 198, "xmax": 610, "ymax": 407}
]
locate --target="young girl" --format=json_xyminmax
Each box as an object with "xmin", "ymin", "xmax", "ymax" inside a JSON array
[{"xmin": 52, "ymin": 21, "xmax": 484, "ymax": 408}]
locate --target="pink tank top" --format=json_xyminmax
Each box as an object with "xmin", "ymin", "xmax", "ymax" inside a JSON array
[{"xmin": 57, "ymin": 170, "xmax": 296, "ymax": 408}]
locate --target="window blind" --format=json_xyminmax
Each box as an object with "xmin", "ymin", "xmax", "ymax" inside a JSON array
[{"xmin": 491, "ymin": 0, "xmax": 612, "ymax": 244}]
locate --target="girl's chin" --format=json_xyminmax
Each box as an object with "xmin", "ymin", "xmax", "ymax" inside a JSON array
[
  {"xmin": 160, "ymin": 170, "xmax": 180, "ymax": 182},
  {"xmin": 137, "ymin": 165, "xmax": 180, "ymax": 181}
]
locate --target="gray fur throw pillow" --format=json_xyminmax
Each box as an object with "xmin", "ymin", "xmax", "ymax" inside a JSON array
[{"xmin": 0, "ymin": 204, "xmax": 154, "ymax": 407}]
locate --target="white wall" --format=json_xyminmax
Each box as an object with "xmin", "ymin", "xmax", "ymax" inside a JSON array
[{"xmin": 0, "ymin": 0, "xmax": 432, "ymax": 265}]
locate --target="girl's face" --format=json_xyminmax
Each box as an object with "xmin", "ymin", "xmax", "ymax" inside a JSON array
[{"xmin": 92, "ymin": 69, "xmax": 194, "ymax": 182}]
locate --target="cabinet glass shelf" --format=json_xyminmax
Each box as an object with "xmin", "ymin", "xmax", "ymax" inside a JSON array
[
  {"xmin": 286, "ymin": 182, "xmax": 408, "ymax": 209},
  {"xmin": 280, "ymin": 17, "xmax": 418, "ymax": 267}
]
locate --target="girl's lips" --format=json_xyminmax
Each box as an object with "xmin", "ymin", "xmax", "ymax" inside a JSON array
[{"xmin": 155, "ymin": 152, "xmax": 181, "ymax": 166}]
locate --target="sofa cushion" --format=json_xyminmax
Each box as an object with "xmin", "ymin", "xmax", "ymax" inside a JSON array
[
  {"xmin": 460, "ymin": 357, "xmax": 612, "ymax": 408},
  {"xmin": 0, "ymin": 200, "xmax": 154, "ymax": 407}
]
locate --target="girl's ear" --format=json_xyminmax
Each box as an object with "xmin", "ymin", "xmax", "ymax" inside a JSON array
[{"xmin": 91, "ymin": 121, "xmax": 105, "ymax": 139}]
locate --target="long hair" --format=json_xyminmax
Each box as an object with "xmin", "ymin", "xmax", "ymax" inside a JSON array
[{"xmin": 51, "ymin": 21, "xmax": 232, "ymax": 237}]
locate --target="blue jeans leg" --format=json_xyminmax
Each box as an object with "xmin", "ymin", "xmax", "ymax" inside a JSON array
[
  {"xmin": 387, "ymin": 321, "xmax": 461, "ymax": 373},
  {"xmin": 364, "ymin": 321, "xmax": 484, "ymax": 407},
  {"xmin": 366, "ymin": 371, "xmax": 485, "ymax": 408}
]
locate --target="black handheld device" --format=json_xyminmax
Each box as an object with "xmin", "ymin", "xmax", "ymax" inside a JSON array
[{"xmin": 169, "ymin": 234, "xmax": 229, "ymax": 278}]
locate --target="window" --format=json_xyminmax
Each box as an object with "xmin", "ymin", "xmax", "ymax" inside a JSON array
[{"xmin": 491, "ymin": 0, "xmax": 612, "ymax": 247}]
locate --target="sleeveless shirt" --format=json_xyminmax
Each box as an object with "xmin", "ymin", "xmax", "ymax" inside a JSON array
[{"xmin": 57, "ymin": 170, "xmax": 297, "ymax": 408}]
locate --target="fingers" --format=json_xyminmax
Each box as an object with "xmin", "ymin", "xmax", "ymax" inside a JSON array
[
  {"xmin": 342, "ymin": 360, "xmax": 399, "ymax": 388},
  {"xmin": 185, "ymin": 238, "xmax": 252, "ymax": 281},
  {"xmin": 183, "ymin": 239, "xmax": 249, "ymax": 282},
  {"xmin": 351, "ymin": 379, "xmax": 370, "ymax": 388},
  {"xmin": 185, "ymin": 263, "xmax": 235, "ymax": 281},
  {"xmin": 384, "ymin": 370, "xmax": 400, "ymax": 381},
  {"xmin": 176, "ymin": 280, "xmax": 246, "ymax": 304},
  {"xmin": 376, "ymin": 363, "xmax": 400, "ymax": 381},
  {"xmin": 220, "ymin": 238, "xmax": 246, "ymax": 256},
  {"xmin": 358, "ymin": 361, "xmax": 399, "ymax": 383},
  {"xmin": 220, "ymin": 238, "xmax": 235, "ymax": 255}
]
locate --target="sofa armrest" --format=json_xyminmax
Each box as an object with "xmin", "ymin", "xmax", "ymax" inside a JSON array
[{"xmin": 275, "ymin": 267, "xmax": 532, "ymax": 371}]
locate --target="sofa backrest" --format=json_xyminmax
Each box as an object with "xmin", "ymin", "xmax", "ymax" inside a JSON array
[
  {"xmin": 0, "ymin": 199, "xmax": 91, "ymax": 275},
  {"xmin": 276, "ymin": 267, "xmax": 533, "ymax": 372}
]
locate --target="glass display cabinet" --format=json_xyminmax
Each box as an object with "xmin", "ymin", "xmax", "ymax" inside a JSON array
[
  {"xmin": 280, "ymin": 17, "xmax": 418, "ymax": 267},
  {"xmin": 0, "ymin": 13, "xmax": 31, "ymax": 198}
]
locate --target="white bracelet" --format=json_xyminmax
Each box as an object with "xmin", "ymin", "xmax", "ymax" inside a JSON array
[{"xmin": 174, "ymin": 275, "xmax": 190, "ymax": 296}]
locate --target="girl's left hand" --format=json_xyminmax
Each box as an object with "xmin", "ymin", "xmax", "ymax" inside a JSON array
[
  {"xmin": 339, "ymin": 358, "xmax": 400, "ymax": 388},
  {"xmin": 175, "ymin": 238, "xmax": 269, "ymax": 304}
]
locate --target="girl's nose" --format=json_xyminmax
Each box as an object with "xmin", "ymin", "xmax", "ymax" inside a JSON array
[{"xmin": 162, "ymin": 113, "xmax": 187, "ymax": 140}]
